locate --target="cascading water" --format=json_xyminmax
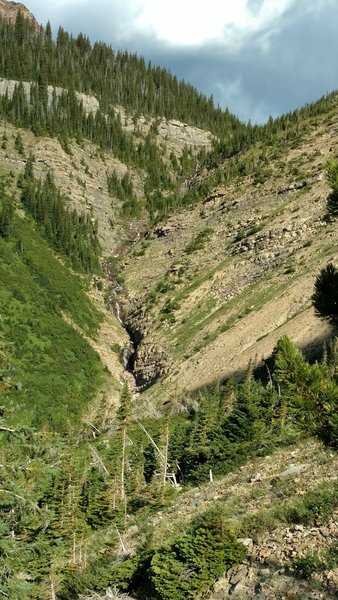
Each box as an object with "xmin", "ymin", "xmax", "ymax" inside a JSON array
[
  {"xmin": 115, "ymin": 301, "xmax": 124, "ymax": 326},
  {"xmin": 111, "ymin": 290, "xmax": 137, "ymax": 376}
]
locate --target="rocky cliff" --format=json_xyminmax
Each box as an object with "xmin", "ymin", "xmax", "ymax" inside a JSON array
[{"xmin": 0, "ymin": 0, "xmax": 40, "ymax": 30}]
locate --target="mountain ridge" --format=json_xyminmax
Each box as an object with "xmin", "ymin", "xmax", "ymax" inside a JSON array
[{"xmin": 0, "ymin": 0, "xmax": 39, "ymax": 30}]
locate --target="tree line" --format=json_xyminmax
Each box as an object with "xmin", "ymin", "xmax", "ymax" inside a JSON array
[{"xmin": 0, "ymin": 12, "xmax": 242, "ymax": 137}]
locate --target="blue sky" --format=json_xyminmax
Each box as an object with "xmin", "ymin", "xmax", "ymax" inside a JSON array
[{"xmin": 25, "ymin": 0, "xmax": 338, "ymax": 123}]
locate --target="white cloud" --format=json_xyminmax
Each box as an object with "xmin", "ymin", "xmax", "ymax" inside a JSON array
[
  {"xmin": 133, "ymin": 0, "xmax": 295, "ymax": 47},
  {"xmin": 28, "ymin": 0, "xmax": 295, "ymax": 47}
]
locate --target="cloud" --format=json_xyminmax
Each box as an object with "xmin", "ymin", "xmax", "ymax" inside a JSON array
[
  {"xmin": 27, "ymin": 0, "xmax": 296, "ymax": 48},
  {"xmin": 25, "ymin": 0, "xmax": 338, "ymax": 123}
]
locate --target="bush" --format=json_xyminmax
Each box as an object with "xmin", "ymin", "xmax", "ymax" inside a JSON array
[
  {"xmin": 279, "ymin": 481, "xmax": 338, "ymax": 526},
  {"xmin": 291, "ymin": 543, "xmax": 338, "ymax": 578},
  {"xmin": 327, "ymin": 190, "xmax": 338, "ymax": 216},
  {"xmin": 149, "ymin": 510, "xmax": 246, "ymax": 599},
  {"xmin": 184, "ymin": 228, "xmax": 213, "ymax": 254}
]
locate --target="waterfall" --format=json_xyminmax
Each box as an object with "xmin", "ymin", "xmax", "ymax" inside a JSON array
[
  {"xmin": 115, "ymin": 301, "xmax": 124, "ymax": 326},
  {"xmin": 122, "ymin": 347, "xmax": 130, "ymax": 369}
]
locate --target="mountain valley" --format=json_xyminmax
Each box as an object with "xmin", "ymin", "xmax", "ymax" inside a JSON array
[{"xmin": 0, "ymin": 4, "xmax": 337, "ymax": 599}]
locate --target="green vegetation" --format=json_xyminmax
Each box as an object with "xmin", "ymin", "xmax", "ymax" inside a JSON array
[
  {"xmin": 311, "ymin": 263, "xmax": 338, "ymax": 325},
  {"xmin": 0, "ymin": 187, "xmax": 14, "ymax": 239},
  {"xmin": 291, "ymin": 542, "xmax": 338, "ymax": 579},
  {"xmin": 149, "ymin": 511, "xmax": 246, "ymax": 599},
  {"xmin": 107, "ymin": 169, "xmax": 140, "ymax": 217},
  {"xmin": 181, "ymin": 91, "xmax": 338, "ymax": 215},
  {"xmin": 0, "ymin": 239, "xmax": 337, "ymax": 600},
  {"xmin": 19, "ymin": 161, "xmax": 100, "ymax": 272},
  {"xmin": 239, "ymin": 480, "xmax": 338, "ymax": 538},
  {"xmin": 57, "ymin": 508, "xmax": 246, "ymax": 600},
  {"xmin": 2, "ymin": 13, "xmax": 337, "ymax": 225},
  {"xmin": 0, "ymin": 11, "xmax": 337, "ymax": 600},
  {"xmin": 0, "ymin": 174, "xmax": 103, "ymax": 430},
  {"xmin": 184, "ymin": 227, "xmax": 214, "ymax": 254},
  {"xmin": 326, "ymin": 159, "xmax": 338, "ymax": 216},
  {"xmin": 0, "ymin": 12, "xmax": 243, "ymax": 223},
  {"xmin": 233, "ymin": 221, "xmax": 263, "ymax": 242},
  {"xmin": 280, "ymin": 482, "xmax": 338, "ymax": 526},
  {"xmin": 272, "ymin": 336, "xmax": 338, "ymax": 448},
  {"xmin": 0, "ymin": 13, "xmax": 241, "ymax": 137},
  {"xmin": 43, "ymin": 337, "xmax": 337, "ymax": 598}
]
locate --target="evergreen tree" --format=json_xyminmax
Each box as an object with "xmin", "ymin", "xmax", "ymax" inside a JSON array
[
  {"xmin": 312, "ymin": 263, "xmax": 338, "ymax": 325},
  {"xmin": 0, "ymin": 199, "xmax": 14, "ymax": 239},
  {"xmin": 326, "ymin": 159, "xmax": 338, "ymax": 217},
  {"xmin": 117, "ymin": 384, "xmax": 132, "ymax": 503},
  {"xmin": 14, "ymin": 131, "xmax": 25, "ymax": 156},
  {"xmin": 19, "ymin": 170, "xmax": 100, "ymax": 272}
]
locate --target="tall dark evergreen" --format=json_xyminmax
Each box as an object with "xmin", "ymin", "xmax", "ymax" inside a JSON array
[
  {"xmin": 312, "ymin": 263, "xmax": 338, "ymax": 325},
  {"xmin": 326, "ymin": 159, "xmax": 338, "ymax": 217}
]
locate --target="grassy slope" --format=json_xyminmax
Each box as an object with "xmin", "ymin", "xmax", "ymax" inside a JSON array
[{"xmin": 0, "ymin": 190, "xmax": 107, "ymax": 432}]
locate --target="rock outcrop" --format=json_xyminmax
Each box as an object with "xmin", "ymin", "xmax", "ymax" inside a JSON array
[
  {"xmin": 124, "ymin": 302, "xmax": 170, "ymax": 390},
  {"xmin": 210, "ymin": 510, "xmax": 338, "ymax": 599},
  {"xmin": 0, "ymin": 0, "xmax": 40, "ymax": 31},
  {"xmin": 132, "ymin": 341, "xmax": 169, "ymax": 390},
  {"xmin": 0, "ymin": 79, "xmax": 99, "ymax": 115}
]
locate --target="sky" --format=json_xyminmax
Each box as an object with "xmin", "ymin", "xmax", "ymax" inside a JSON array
[{"xmin": 24, "ymin": 0, "xmax": 338, "ymax": 124}]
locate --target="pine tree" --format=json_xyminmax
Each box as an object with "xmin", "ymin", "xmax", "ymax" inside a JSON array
[
  {"xmin": 312, "ymin": 263, "xmax": 338, "ymax": 325},
  {"xmin": 0, "ymin": 200, "xmax": 14, "ymax": 239},
  {"xmin": 14, "ymin": 131, "xmax": 25, "ymax": 156},
  {"xmin": 326, "ymin": 159, "xmax": 338, "ymax": 217},
  {"xmin": 117, "ymin": 384, "xmax": 132, "ymax": 503}
]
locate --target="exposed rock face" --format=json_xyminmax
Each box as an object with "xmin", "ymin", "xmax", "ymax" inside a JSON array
[
  {"xmin": 113, "ymin": 105, "xmax": 215, "ymax": 156},
  {"xmin": 156, "ymin": 118, "xmax": 214, "ymax": 155},
  {"xmin": 0, "ymin": 79, "xmax": 99, "ymax": 115},
  {"xmin": 124, "ymin": 303, "xmax": 170, "ymax": 390},
  {"xmin": 0, "ymin": 0, "xmax": 40, "ymax": 31},
  {"xmin": 132, "ymin": 342, "xmax": 169, "ymax": 390}
]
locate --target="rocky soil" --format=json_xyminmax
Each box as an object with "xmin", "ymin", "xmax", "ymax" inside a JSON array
[
  {"xmin": 124, "ymin": 440, "xmax": 338, "ymax": 600},
  {"xmin": 122, "ymin": 107, "xmax": 338, "ymax": 408},
  {"xmin": 80, "ymin": 442, "xmax": 338, "ymax": 600}
]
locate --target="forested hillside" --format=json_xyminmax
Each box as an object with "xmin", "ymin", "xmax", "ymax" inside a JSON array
[{"xmin": 0, "ymin": 12, "xmax": 241, "ymax": 136}]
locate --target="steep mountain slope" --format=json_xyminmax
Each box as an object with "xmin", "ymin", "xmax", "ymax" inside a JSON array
[
  {"xmin": 130, "ymin": 440, "xmax": 338, "ymax": 600},
  {"xmin": 0, "ymin": 98, "xmax": 214, "ymax": 256},
  {"xmin": 122, "ymin": 96, "xmax": 338, "ymax": 408}
]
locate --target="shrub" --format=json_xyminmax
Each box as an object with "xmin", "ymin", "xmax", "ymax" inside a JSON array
[
  {"xmin": 279, "ymin": 481, "xmax": 338, "ymax": 526},
  {"xmin": 291, "ymin": 543, "xmax": 338, "ymax": 578},
  {"xmin": 149, "ymin": 510, "xmax": 246, "ymax": 599},
  {"xmin": 184, "ymin": 228, "xmax": 213, "ymax": 254}
]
